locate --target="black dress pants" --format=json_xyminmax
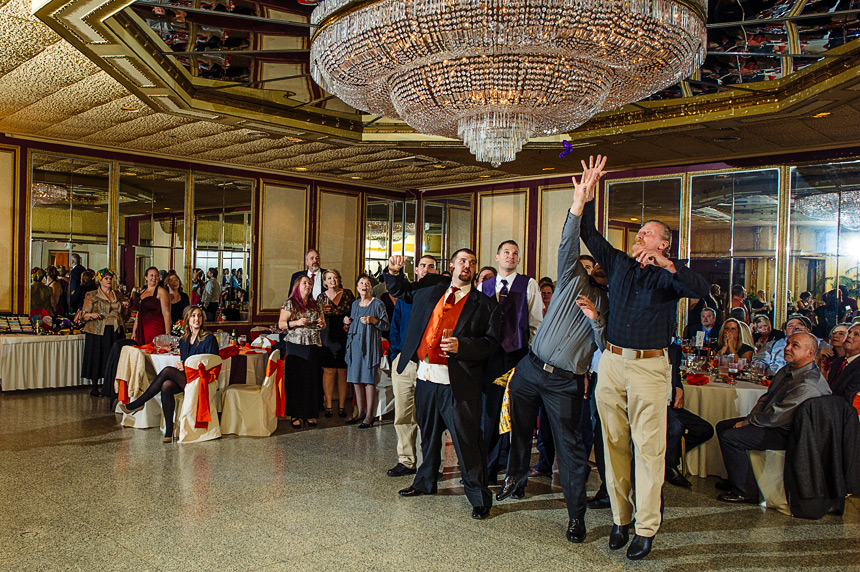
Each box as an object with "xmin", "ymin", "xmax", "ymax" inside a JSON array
[
  {"xmin": 482, "ymin": 347, "xmax": 527, "ymax": 482},
  {"xmin": 666, "ymin": 407, "xmax": 715, "ymax": 468},
  {"xmin": 412, "ymin": 379, "xmax": 492, "ymax": 508},
  {"xmin": 716, "ymin": 417, "xmax": 789, "ymax": 498},
  {"xmin": 506, "ymin": 353, "xmax": 589, "ymax": 520}
]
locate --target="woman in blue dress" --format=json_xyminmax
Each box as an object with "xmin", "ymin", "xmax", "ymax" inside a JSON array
[
  {"xmin": 120, "ymin": 305, "xmax": 219, "ymax": 442},
  {"xmin": 344, "ymin": 273, "xmax": 390, "ymax": 428}
]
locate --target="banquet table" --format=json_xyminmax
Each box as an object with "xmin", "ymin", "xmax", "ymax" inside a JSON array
[
  {"xmin": 682, "ymin": 377, "xmax": 768, "ymax": 478},
  {"xmin": 148, "ymin": 350, "xmax": 268, "ymax": 390},
  {"xmin": 0, "ymin": 334, "xmax": 86, "ymax": 391}
]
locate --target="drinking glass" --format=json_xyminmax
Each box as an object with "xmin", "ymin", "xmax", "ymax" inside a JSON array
[
  {"xmin": 238, "ymin": 335, "xmax": 247, "ymax": 347},
  {"xmin": 440, "ymin": 328, "xmax": 453, "ymax": 357}
]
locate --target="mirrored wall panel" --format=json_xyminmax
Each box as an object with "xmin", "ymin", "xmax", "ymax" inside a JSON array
[
  {"xmin": 606, "ymin": 178, "xmax": 682, "ymax": 258},
  {"xmin": 423, "ymin": 194, "xmax": 473, "ymax": 268},
  {"xmin": 364, "ymin": 198, "xmax": 416, "ymax": 279}
]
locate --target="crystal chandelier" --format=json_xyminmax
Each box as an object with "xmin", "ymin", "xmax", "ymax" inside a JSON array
[
  {"xmin": 795, "ymin": 191, "xmax": 860, "ymax": 230},
  {"xmin": 31, "ymin": 183, "xmax": 68, "ymax": 205},
  {"xmin": 310, "ymin": 0, "xmax": 707, "ymax": 166}
]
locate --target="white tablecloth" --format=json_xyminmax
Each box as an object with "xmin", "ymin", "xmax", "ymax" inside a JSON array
[
  {"xmin": 0, "ymin": 334, "xmax": 86, "ymax": 391},
  {"xmin": 683, "ymin": 378, "xmax": 767, "ymax": 478}
]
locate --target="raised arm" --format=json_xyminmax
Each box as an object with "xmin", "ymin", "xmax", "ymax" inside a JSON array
[
  {"xmin": 557, "ymin": 155, "xmax": 608, "ymax": 287},
  {"xmin": 383, "ymin": 255, "xmax": 446, "ymax": 303},
  {"xmin": 577, "ymin": 156, "xmax": 621, "ymax": 274}
]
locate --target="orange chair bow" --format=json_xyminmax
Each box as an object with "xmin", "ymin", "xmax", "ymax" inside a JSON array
[
  {"xmin": 184, "ymin": 363, "xmax": 222, "ymax": 428},
  {"xmin": 266, "ymin": 358, "xmax": 285, "ymax": 417},
  {"xmin": 117, "ymin": 379, "xmax": 129, "ymax": 404}
]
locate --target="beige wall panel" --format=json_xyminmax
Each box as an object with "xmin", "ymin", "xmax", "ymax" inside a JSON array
[
  {"xmin": 0, "ymin": 148, "xmax": 16, "ymax": 313},
  {"xmin": 260, "ymin": 183, "xmax": 307, "ymax": 311},
  {"xmin": 318, "ymin": 191, "xmax": 360, "ymax": 290},
  {"xmin": 478, "ymin": 192, "xmax": 526, "ymax": 270}
]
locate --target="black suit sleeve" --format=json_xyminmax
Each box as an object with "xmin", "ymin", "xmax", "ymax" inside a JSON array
[
  {"xmin": 451, "ymin": 295, "xmax": 501, "ymax": 363},
  {"xmin": 384, "ymin": 270, "xmax": 447, "ymax": 304}
]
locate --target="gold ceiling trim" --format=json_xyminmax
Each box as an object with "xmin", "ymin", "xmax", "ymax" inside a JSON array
[{"xmin": 30, "ymin": 0, "xmax": 860, "ymax": 151}]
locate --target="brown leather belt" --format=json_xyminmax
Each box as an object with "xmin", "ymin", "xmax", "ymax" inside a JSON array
[{"xmin": 606, "ymin": 343, "xmax": 666, "ymax": 360}]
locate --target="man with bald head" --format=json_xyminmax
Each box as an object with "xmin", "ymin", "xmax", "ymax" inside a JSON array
[{"xmin": 715, "ymin": 332, "xmax": 831, "ymax": 503}]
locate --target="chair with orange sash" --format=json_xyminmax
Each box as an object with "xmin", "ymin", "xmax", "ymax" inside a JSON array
[
  {"xmin": 221, "ymin": 350, "xmax": 282, "ymax": 437},
  {"xmin": 176, "ymin": 354, "xmax": 223, "ymax": 443}
]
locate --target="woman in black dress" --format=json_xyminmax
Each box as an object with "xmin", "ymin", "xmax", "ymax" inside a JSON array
[
  {"xmin": 166, "ymin": 273, "xmax": 190, "ymax": 326},
  {"xmin": 316, "ymin": 269, "xmax": 355, "ymax": 418},
  {"xmin": 279, "ymin": 276, "xmax": 326, "ymax": 427},
  {"xmin": 81, "ymin": 269, "xmax": 128, "ymax": 394}
]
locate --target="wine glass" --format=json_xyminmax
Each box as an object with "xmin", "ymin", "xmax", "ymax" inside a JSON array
[
  {"xmin": 440, "ymin": 328, "xmax": 453, "ymax": 358},
  {"xmin": 238, "ymin": 335, "xmax": 247, "ymax": 347},
  {"xmin": 727, "ymin": 357, "xmax": 740, "ymax": 385}
]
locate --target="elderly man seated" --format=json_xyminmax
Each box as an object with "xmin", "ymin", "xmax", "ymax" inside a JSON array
[
  {"xmin": 828, "ymin": 323, "xmax": 860, "ymax": 414},
  {"xmin": 715, "ymin": 332, "xmax": 831, "ymax": 503},
  {"xmin": 753, "ymin": 314, "xmax": 829, "ymax": 375}
]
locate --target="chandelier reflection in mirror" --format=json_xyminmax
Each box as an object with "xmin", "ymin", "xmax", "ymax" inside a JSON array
[
  {"xmin": 310, "ymin": 0, "xmax": 707, "ymax": 166},
  {"xmin": 796, "ymin": 191, "xmax": 860, "ymax": 231}
]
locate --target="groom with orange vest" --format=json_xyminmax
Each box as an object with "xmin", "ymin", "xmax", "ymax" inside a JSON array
[{"xmin": 385, "ymin": 249, "xmax": 501, "ymax": 519}]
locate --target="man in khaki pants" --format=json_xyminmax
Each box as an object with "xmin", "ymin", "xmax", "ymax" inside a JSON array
[
  {"xmin": 578, "ymin": 155, "xmax": 709, "ymax": 560},
  {"xmin": 386, "ymin": 255, "xmax": 438, "ymax": 477}
]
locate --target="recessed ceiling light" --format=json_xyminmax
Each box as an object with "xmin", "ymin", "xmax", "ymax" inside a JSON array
[
  {"xmin": 295, "ymin": 167, "xmax": 308, "ymax": 172},
  {"xmin": 630, "ymin": 217, "xmax": 638, "ymax": 221},
  {"xmin": 286, "ymin": 137, "xmax": 303, "ymax": 142},
  {"xmin": 713, "ymin": 136, "xmax": 741, "ymax": 142},
  {"xmin": 124, "ymin": 172, "xmax": 137, "ymax": 176},
  {"xmin": 350, "ymin": 176, "xmax": 362, "ymax": 180},
  {"xmin": 121, "ymin": 106, "xmax": 139, "ymax": 112},
  {"xmin": 542, "ymin": 167, "xmax": 555, "ymax": 171},
  {"xmin": 812, "ymin": 112, "xmax": 831, "ymax": 118},
  {"xmin": 478, "ymin": 175, "xmax": 491, "ymax": 178},
  {"xmin": 431, "ymin": 164, "xmax": 446, "ymax": 169},
  {"xmin": 163, "ymin": 207, "xmax": 171, "ymax": 210}
]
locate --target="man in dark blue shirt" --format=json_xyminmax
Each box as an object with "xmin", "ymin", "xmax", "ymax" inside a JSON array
[
  {"xmin": 386, "ymin": 255, "xmax": 438, "ymax": 477},
  {"xmin": 580, "ymin": 155, "xmax": 709, "ymax": 560}
]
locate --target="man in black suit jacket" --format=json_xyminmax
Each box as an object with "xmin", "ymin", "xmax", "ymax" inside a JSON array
[
  {"xmin": 385, "ymin": 250, "xmax": 501, "ymax": 519},
  {"xmin": 68, "ymin": 253, "xmax": 85, "ymax": 310},
  {"xmin": 289, "ymin": 249, "xmax": 325, "ymax": 300},
  {"xmin": 828, "ymin": 324, "xmax": 860, "ymax": 405},
  {"xmin": 683, "ymin": 306, "xmax": 720, "ymax": 341}
]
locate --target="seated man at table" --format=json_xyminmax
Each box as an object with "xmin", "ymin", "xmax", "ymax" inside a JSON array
[
  {"xmin": 683, "ymin": 307, "xmax": 720, "ymax": 342},
  {"xmin": 715, "ymin": 332, "xmax": 831, "ymax": 503},
  {"xmin": 828, "ymin": 323, "xmax": 860, "ymax": 414},
  {"xmin": 665, "ymin": 342, "xmax": 714, "ymax": 488},
  {"xmin": 752, "ymin": 315, "xmax": 828, "ymax": 375}
]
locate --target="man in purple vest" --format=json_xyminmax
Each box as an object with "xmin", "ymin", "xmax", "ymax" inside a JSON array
[{"xmin": 481, "ymin": 240, "xmax": 543, "ymax": 484}]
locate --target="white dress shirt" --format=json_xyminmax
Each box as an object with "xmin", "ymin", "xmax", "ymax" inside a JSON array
[
  {"xmin": 417, "ymin": 283, "xmax": 471, "ymax": 386},
  {"xmin": 494, "ymin": 271, "xmax": 543, "ymax": 345},
  {"xmin": 307, "ymin": 269, "xmax": 323, "ymax": 299}
]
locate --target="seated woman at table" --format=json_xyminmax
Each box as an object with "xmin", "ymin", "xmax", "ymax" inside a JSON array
[
  {"xmin": 133, "ymin": 266, "xmax": 171, "ymax": 346},
  {"xmin": 317, "ymin": 269, "xmax": 355, "ymax": 418},
  {"xmin": 30, "ymin": 267, "xmax": 54, "ymax": 316},
  {"xmin": 716, "ymin": 318, "xmax": 755, "ymax": 361},
  {"xmin": 751, "ymin": 315, "xmax": 783, "ymax": 351},
  {"xmin": 344, "ymin": 273, "xmax": 390, "ymax": 428},
  {"xmin": 166, "ymin": 273, "xmax": 190, "ymax": 326},
  {"xmin": 280, "ymin": 275, "xmax": 326, "ymax": 428},
  {"xmin": 120, "ymin": 305, "xmax": 218, "ymax": 442},
  {"xmin": 81, "ymin": 269, "xmax": 128, "ymax": 395}
]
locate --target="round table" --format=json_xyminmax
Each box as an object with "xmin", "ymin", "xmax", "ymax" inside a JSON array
[{"xmin": 682, "ymin": 378, "xmax": 768, "ymax": 478}]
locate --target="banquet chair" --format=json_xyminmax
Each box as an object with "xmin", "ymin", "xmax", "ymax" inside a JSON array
[
  {"xmin": 220, "ymin": 350, "xmax": 282, "ymax": 437},
  {"xmin": 115, "ymin": 345, "xmax": 160, "ymax": 429},
  {"xmin": 175, "ymin": 354, "xmax": 223, "ymax": 443},
  {"xmin": 749, "ymin": 450, "xmax": 790, "ymax": 515}
]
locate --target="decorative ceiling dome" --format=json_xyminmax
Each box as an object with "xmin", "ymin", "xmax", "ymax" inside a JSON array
[{"xmin": 310, "ymin": 0, "xmax": 707, "ymax": 165}]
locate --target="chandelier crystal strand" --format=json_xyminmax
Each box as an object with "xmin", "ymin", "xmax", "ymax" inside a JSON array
[{"xmin": 310, "ymin": 0, "xmax": 706, "ymax": 165}]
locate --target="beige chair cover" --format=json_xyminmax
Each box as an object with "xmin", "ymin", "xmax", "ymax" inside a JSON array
[
  {"xmin": 177, "ymin": 354, "xmax": 223, "ymax": 443},
  {"xmin": 220, "ymin": 350, "xmax": 281, "ymax": 437},
  {"xmin": 114, "ymin": 346, "xmax": 160, "ymax": 428},
  {"xmin": 749, "ymin": 449, "xmax": 790, "ymax": 515}
]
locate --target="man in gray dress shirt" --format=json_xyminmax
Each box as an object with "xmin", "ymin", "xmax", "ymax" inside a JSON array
[
  {"xmin": 716, "ymin": 331, "xmax": 831, "ymax": 503},
  {"xmin": 496, "ymin": 155, "xmax": 608, "ymax": 544}
]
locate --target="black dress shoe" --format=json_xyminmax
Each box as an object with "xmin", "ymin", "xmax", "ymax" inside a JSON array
[
  {"xmin": 338, "ymin": 408, "xmax": 347, "ymax": 417},
  {"xmin": 715, "ymin": 478, "xmax": 734, "ymax": 492},
  {"xmin": 717, "ymin": 491, "xmax": 759, "ymax": 504},
  {"xmin": 566, "ymin": 518, "xmax": 586, "ymax": 543},
  {"xmin": 398, "ymin": 486, "xmax": 427, "ymax": 497},
  {"xmin": 495, "ymin": 480, "xmax": 525, "ymax": 501},
  {"xmin": 626, "ymin": 534, "xmax": 654, "ymax": 560},
  {"xmin": 665, "ymin": 466, "xmax": 692, "ymax": 488},
  {"xmin": 608, "ymin": 522, "xmax": 632, "ymax": 550},
  {"xmin": 471, "ymin": 506, "xmax": 490, "ymax": 520},
  {"xmin": 387, "ymin": 463, "xmax": 417, "ymax": 477},
  {"xmin": 587, "ymin": 495, "xmax": 611, "ymax": 510}
]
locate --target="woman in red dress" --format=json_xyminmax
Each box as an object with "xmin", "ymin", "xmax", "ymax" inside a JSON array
[{"xmin": 133, "ymin": 266, "xmax": 172, "ymax": 346}]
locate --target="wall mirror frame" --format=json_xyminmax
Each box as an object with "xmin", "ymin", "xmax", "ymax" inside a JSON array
[{"xmin": 421, "ymin": 193, "xmax": 475, "ymax": 268}]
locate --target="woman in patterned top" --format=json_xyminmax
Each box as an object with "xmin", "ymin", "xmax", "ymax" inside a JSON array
[{"xmin": 279, "ymin": 275, "xmax": 327, "ymax": 428}]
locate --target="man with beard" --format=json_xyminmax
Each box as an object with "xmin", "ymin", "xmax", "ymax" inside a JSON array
[
  {"xmin": 496, "ymin": 156, "xmax": 608, "ymax": 544},
  {"xmin": 385, "ymin": 249, "xmax": 501, "ymax": 519}
]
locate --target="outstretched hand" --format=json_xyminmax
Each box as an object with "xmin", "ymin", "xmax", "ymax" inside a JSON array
[
  {"xmin": 570, "ymin": 154, "xmax": 608, "ymax": 216},
  {"xmin": 388, "ymin": 255, "xmax": 405, "ymax": 274}
]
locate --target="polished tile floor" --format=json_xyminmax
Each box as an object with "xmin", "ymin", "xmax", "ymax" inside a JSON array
[{"xmin": 1, "ymin": 387, "xmax": 859, "ymax": 571}]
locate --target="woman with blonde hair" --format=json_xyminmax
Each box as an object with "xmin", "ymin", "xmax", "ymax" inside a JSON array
[
  {"xmin": 316, "ymin": 268, "xmax": 355, "ymax": 418},
  {"xmin": 716, "ymin": 317, "xmax": 755, "ymax": 361},
  {"xmin": 120, "ymin": 305, "xmax": 218, "ymax": 442}
]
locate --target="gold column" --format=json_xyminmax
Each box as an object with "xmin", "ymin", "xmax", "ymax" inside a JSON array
[
  {"xmin": 184, "ymin": 170, "xmax": 194, "ymax": 287},
  {"xmin": 677, "ymin": 173, "xmax": 692, "ymax": 337},
  {"xmin": 774, "ymin": 165, "xmax": 792, "ymax": 328},
  {"xmin": 108, "ymin": 160, "xmax": 119, "ymax": 271}
]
